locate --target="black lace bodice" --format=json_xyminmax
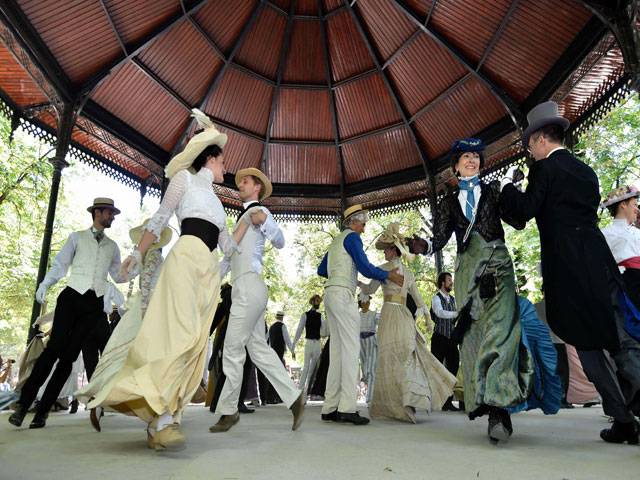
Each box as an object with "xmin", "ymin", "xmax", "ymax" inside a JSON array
[{"xmin": 431, "ymin": 180, "xmax": 525, "ymax": 253}]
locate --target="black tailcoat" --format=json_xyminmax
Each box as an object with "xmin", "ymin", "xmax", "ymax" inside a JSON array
[{"xmin": 501, "ymin": 149, "xmax": 621, "ymax": 350}]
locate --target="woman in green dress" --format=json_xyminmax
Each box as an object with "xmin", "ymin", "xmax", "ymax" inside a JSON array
[{"xmin": 408, "ymin": 138, "xmax": 533, "ymax": 443}]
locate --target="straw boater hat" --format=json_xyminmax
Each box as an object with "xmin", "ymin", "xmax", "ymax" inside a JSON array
[
  {"xmin": 374, "ymin": 222, "xmax": 415, "ymax": 260},
  {"xmin": 165, "ymin": 109, "xmax": 228, "ymax": 179},
  {"xmin": 522, "ymin": 100, "xmax": 570, "ymax": 149},
  {"xmin": 601, "ymin": 185, "xmax": 640, "ymax": 209},
  {"xmin": 87, "ymin": 197, "xmax": 120, "ymax": 215},
  {"xmin": 235, "ymin": 167, "xmax": 273, "ymax": 201},
  {"xmin": 342, "ymin": 204, "xmax": 368, "ymax": 224},
  {"xmin": 276, "ymin": 310, "xmax": 285, "ymax": 319},
  {"xmin": 129, "ymin": 218, "xmax": 173, "ymax": 252}
]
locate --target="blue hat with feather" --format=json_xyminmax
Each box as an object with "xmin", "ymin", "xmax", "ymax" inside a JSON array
[{"xmin": 449, "ymin": 138, "xmax": 485, "ymax": 171}]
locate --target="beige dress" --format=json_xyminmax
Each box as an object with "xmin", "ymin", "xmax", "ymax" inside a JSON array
[
  {"xmin": 76, "ymin": 249, "xmax": 162, "ymax": 406},
  {"xmin": 84, "ymin": 168, "xmax": 233, "ymax": 424},
  {"xmin": 361, "ymin": 258, "xmax": 456, "ymax": 422}
]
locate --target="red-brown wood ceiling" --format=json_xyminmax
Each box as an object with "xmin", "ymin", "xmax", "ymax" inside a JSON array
[{"xmin": 0, "ymin": 0, "xmax": 626, "ymax": 214}]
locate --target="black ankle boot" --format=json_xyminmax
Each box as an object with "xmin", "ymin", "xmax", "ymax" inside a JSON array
[
  {"xmin": 8, "ymin": 404, "xmax": 28, "ymax": 427},
  {"xmin": 442, "ymin": 396, "xmax": 460, "ymax": 412},
  {"xmin": 488, "ymin": 408, "xmax": 512, "ymax": 443},
  {"xmin": 600, "ymin": 420, "xmax": 639, "ymax": 445},
  {"xmin": 29, "ymin": 411, "xmax": 48, "ymax": 429},
  {"xmin": 69, "ymin": 399, "xmax": 79, "ymax": 414}
]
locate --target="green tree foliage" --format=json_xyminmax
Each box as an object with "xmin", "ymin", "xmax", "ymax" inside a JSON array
[{"xmin": 0, "ymin": 115, "xmax": 55, "ymax": 353}]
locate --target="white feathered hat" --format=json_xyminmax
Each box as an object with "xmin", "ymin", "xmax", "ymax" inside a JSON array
[{"xmin": 165, "ymin": 109, "xmax": 228, "ymax": 179}]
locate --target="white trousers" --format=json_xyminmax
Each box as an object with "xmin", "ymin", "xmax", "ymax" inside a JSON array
[
  {"xmin": 299, "ymin": 339, "xmax": 322, "ymax": 392},
  {"xmin": 217, "ymin": 273, "xmax": 300, "ymax": 415},
  {"xmin": 360, "ymin": 335, "xmax": 377, "ymax": 403},
  {"xmin": 322, "ymin": 286, "xmax": 360, "ymax": 414}
]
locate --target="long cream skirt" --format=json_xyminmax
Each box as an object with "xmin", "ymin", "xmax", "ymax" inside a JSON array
[
  {"xmin": 86, "ymin": 236, "xmax": 221, "ymax": 423},
  {"xmin": 370, "ymin": 302, "xmax": 456, "ymax": 423}
]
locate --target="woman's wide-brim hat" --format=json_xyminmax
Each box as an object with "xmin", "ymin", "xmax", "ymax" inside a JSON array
[
  {"xmin": 601, "ymin": 185, "xmax": 639, "ymax": 208},
  {"xmin": 522, "ymin": 101, "xmax": 570, "ymax": 149},
  {"xmin": 87, "ymin": 197, "xmax": 120, "ymax": 215},
  {"xmin": 129, "ymin": 218, "xmax": 173, "ymax": 251},
  {"xmin": 343, "ymin": 204, "xmax": 368, "ymax": 223},
  {"xmin": 235, "ymin": 167, "xmax": 273, "ymax": 201},
  {"xmin": 165, "ymin": 109, "xmax": 227, "ymax": 179},
  {"xmin": 374, "ymin": 222, "xmax": 415, "ymax": 260}
]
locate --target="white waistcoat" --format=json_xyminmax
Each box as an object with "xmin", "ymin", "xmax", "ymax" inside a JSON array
[
  {"xmin": 231, "ymin": 214, "xmax": 261, "ymax": 283},
  {"xmin": 67, "ymin": 229, "xmax": 116, "ymax": 297},
  {"xmin": 326, "ymin": 229, "xmax": 358, "ymax": 293}
]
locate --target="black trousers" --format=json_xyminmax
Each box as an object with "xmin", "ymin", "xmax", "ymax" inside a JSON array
[
  {"xmin": 577, "ymin": 284, "xmax": 640, "ymax": 423},
  {"xmin": 82, "ymin": 315, "xmax": 111, "ymax": 380},
  {"xmin": 19, "ymin": 287, "xmax": 106, "ymax": 414},
  {"xmin": 430, "ymin": 331, "xmax": 459, "ymax": 377}
]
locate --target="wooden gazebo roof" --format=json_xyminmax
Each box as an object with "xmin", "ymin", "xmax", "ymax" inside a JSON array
[{"xmin": 0, "ymin": 0, "xmax": 632, "ymax": 219}]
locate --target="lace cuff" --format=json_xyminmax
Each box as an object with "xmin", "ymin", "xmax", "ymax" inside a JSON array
[{"xmin": 218, "ymin": 228, "xmax": 239, "ymax": 257}]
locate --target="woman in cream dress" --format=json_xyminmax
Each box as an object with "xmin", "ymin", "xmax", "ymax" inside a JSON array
[
  {"xmin": 76, "ymin": 219, "xmax": 171, "ymax": 430},
  {"xmin": 85, "ymin": 110, "xmax": 251, "ymax": 450},
  {"xmin": 360, "ymin": 223, "xmax": 456, "ymax": 423}
]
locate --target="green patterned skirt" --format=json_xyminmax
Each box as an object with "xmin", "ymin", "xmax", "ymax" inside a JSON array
[{"xmin": 455, "ymin": 233, "xmax": 533, "ymax": 416}]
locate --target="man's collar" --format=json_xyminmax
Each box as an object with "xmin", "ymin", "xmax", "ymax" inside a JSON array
[
  {"xmin": 613, "ymin": 218, "xmax": 631, "ymax": 227},
  {"xmin": 243, "ymin": 200, "xmax": 260, "ymax": 209},
  {"xmin": 546, "ymin": 146, "xmax": 566, "ymax": 158}
]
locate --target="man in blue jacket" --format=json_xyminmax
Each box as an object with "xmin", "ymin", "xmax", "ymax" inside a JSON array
[{"xmin": 318, "ymin": 204, "xmax": 403, "ymax": 425}]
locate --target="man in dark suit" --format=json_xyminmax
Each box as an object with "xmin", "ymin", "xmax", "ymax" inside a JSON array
[{"xmin": 500, "ymin": 101, "xmax": 640, "ymax": 445}]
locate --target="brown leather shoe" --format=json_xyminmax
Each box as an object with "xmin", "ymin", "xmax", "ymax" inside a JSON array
[
  {"xmin": 149, "ymin": 424, "xmax": 186, "ymax": 451},
  {"xmin": 209, "ymin": 412, "xmax": 239, "ymax": 433},
  {"xmin": 290, "ymin": 393, "xmax": 305, "ymax": 431},
  {"xmin": 90, "ymin": 408, "xmax": 101, "ymax": 432}
]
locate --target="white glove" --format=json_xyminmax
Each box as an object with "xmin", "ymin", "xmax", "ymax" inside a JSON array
[
  {"xmin": 414, "ymin": 305, "xmax": 430, "ymax": 320},
  {"xmin": 425, "ymin": 319, "xmax": 434, "ymax": 335},
  {"xmin": 501, "ymin": 165, "xmax": 524, "ymax": 191},
  {"xmin": 124, "ymin": 249, "xmax": 142, "ymax": 279},
  {"xmin": 35, "ymin": 283, "xmax": 48, "ymax": 304}
]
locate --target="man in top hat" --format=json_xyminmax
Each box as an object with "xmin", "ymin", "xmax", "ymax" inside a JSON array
[
  {"xmin": 9, "ymin": 198, "xmax": 127, "ymax": 429},
  {"xmin": 293, "ymin": 295, "xmax": 324, "ymax": 395},
  {"xmin": 601, "ymin": 185, "xmax": 640, "ymax": 312},
  {"xmin": 500, "ymin": 101, "xmax": 640, "ymax": 444},
  {"xmin": 210, "ymin": 168, "xmax": 304, "ymax": 433},
  {"xmin": 317, "ymin": 205, "xmax": 403, "ymax": 425}
]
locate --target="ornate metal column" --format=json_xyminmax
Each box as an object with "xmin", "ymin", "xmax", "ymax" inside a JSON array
[
  {"xmin": 428, "ymin": 175, "xmax": 444, "ymax": 274},
  {"xmin": 28, "ymin": 102, "xmax": 75, "ymax": 340}
]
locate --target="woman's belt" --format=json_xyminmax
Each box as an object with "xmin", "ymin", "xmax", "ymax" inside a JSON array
[
  {"xmin": 180, "ymin": 218, "xmax": 219, "ymax": 252},
  {"xmin": 383, "ymin": 294, "xmax": 406, "ymax": 305},
  {"xmin": 360, "ymin": 331, "xmax": 375, "ymax": 339},
  {"xmin": 619, "ymin": 257, "xmax": 640, "ymax": 270}
]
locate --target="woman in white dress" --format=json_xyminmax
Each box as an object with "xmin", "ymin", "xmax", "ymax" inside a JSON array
[
  {"xmin": 86, "ymin": 110, "xmax": 251, "ymax": 450},
  {"xmin": 360, "ymin": 223, "xmax": 456, "ymax": 423}
]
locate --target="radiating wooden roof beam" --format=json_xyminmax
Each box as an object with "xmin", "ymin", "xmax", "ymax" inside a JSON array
[
  {"xmin": 345, "ymin": 0, "xmax": 434, "ymax": 181},
  {"xmin": 80, "ymin": 0, "xmax": 209, "ymax": 96},
  {"xmin": 392, "ymin": 0, "xmax": 523, "ymax": 126}
]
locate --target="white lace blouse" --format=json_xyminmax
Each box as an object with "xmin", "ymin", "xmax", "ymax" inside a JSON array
[{"xmin": 146, "ymin": 168, "xmax": 235, "ymax": 255}]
